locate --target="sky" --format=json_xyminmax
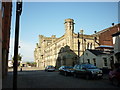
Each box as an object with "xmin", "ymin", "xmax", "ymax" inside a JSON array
[{"xmin": 9, "ymin": 1, "xmax": 119, "ymax": 62}]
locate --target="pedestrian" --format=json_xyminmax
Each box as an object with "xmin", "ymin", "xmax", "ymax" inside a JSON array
[
  {"xmin": 20, "ymin": 66, "xmax": 22, "ymax": 71},
  {"xmin": 20, "ymin": 62, "xmax": 22, "ymax": 71}
]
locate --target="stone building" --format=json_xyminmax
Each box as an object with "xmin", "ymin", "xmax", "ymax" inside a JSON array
[{"xmin": 34, "ymin": 19, "xmax": 98, "ymax": 69}]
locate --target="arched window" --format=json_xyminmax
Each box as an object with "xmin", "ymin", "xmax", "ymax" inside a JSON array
[
  {"xmin": 90, "ymin": 43, "xmax": 92, "ymax": 49},
  {"xmin": 87, "ymin": 43, "xmax": 89, "ymax": 49}
]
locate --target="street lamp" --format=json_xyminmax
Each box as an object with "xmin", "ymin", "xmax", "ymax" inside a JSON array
[
  {"xmin": 13, "ymin": 0, "xmax": 22, "ymax": 89},
  {"xmin": 94, "ymin": 31, "xmax": 100, "ymax": 47},
  {"xmin": 80, "ymin": 30, "xmax": 84, "ymax": 63},
  {"xmin": 77, "ymin": 32, "xmax": 80, "ymax": 64}
]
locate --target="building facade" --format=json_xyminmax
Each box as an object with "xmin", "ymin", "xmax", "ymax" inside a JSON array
[
  {"xmin": 2, "ymin": 1, "xmax": 12, "ymax": 78},
  {"xmin": 93, "ymin": 24, "xmax": 120, "ymax": 46},
  {"xmin": 112, "ymin": 31, "xmax": 120, "ymax": 63},
  {"xmin": 80, "ymin": 49, "xmax": 113, "ymax": 69},
  {"xmin": 0, "ymin": 1, "xmax": 2, "ymax": 89},
  {"xmin": 34, "ymin": 19, "xmax": 98, "ymax": 69}
]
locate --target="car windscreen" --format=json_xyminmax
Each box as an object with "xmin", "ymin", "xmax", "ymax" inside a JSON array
[
  {"xmin": 48, "ymin": 66, "xmax": 54, "ymax": 68},
  {"xmin": 64, "ymin": 66, "xmax": 73, "ymax": 69},
  {"xmin": 83, "ymin": 64, "xmax": 97, "ymax": 69}
]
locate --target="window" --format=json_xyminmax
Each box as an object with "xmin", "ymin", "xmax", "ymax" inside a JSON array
[
  {"xmin": 87, "ymin": 59, "xmax": 90, "ymax": 64},
  {"xmin": 86, "ymin": 53, "xmax": 88, "ymax": 56},
  {"xmin": 93, "ymin": 58, "xmax": 96, "ymax": 66},
  {"xmin": 0, "ymin": 2, "xmax": 1, "ymax": 10},
  {"xmin": 87, "ymin": 43, "xmax": 89, "ymax": 49},
  {"xmin": 2, "ymin": 6, "xmax": 4, "ymax": 18},
  {"xmin": 103, "ymin": 58, "xmax": 107, "ymax": 66},
  {"xmin": 90, "ymin": 43, "xmax": 92, "ymax": 49}
]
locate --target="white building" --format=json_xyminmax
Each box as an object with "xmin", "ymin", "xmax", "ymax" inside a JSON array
[
  {"xmin": 80, "ymin": 49, "xmax": 112, "ymax": 69},
  {"xmin": 112, "ymin": 31, "xmax": 120, "ymax": 63},
  {"xmin": 8, "ymin": 60, "xmax": 13, "ymax": 68}
]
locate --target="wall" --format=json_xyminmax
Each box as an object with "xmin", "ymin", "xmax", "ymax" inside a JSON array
[
  {"xmin": 2, "ymin": 1, "xmax": 12, "ymax": 78},
  {"xmin": 0, "ymin": 1, "xmax": 2, "ymax": 89}
]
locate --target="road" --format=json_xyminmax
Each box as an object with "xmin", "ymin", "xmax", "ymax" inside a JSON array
[{"xmin": 2, "ymin": 67, "xmax": 120, "ymax": 89}]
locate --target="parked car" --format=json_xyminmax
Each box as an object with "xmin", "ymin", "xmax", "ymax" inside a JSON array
[
  {"xmin": 45, "ymin": 65, "xmax": 55, "ymax": 72},
  {"xmin": 109, "ymin": 63, "xmax": 120, "ymax": 86},
  {"xmin": 59, "ymin": 66, "xmax": 74, "ymax": 76},
  {"xmin": 73, "ymin": 64, "xmax": 103, "ymax": 79}
]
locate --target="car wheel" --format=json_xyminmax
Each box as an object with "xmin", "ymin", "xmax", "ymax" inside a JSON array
[
  {"xmin": 73, "ymin": 73, "xmax": 77, "ymax": 78},
  {"xmin": 59, "ymin": 71, "xmax": 61, "ymax": 74},
  {"xmin": 86, "ymin": 75, "xmax": 90, "ymax": 80},
  {"xmin": 64, "ymin": 72, "xmax": 67, "ymax": 76},
  {"xmin": 112, "ymin": 78, "xmax": 119, "ymax": 86}
]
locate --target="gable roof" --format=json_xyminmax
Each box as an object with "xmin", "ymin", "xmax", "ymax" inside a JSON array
[
  {"xmin": 87, "ymin": 49, "xmax": 105, "ymax": 56},
  {"xmin": 92, "ymin": 23, "xmax": 120, "ymax": 36}
]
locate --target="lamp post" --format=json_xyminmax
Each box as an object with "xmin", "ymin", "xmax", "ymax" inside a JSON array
[
  {"xmin": 94, "ymin": 31, "xmax": 100, "ymax": 47},
  {"xmin": 80, "ymin": 30, "xmax": 84, "ymax": 63},
  {"xmin": 77, "ymin": 32, "xmax": 80, "ymax": 64},
  {"xmin": 13, "ymin": 0, "xmax": 22, "ymax": 89}
]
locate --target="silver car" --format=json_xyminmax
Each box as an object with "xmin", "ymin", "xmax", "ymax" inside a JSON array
[{"xmin": 45, "ymin": 65, "xmax": 55, "ymax": 72}]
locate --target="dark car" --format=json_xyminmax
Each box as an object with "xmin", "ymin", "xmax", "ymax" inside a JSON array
[
  {"xmin": 109, "ymin": 63, "xmax": 120, "ymax": 86},
  {"xmin": 59, "ymin": 66, "xmax": 74, "ymax": 76},
  {"xmin": 45, "ymin": 65, "xmax": 55, "ymax": 72},
  {"xmin": 73, "ymin": 64, "xmax": 103, "ymax": 79}
]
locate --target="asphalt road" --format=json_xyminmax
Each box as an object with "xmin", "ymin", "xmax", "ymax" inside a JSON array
[{"xmin": 2, "ymin": 68, "xmax": 120, "ymax": 89}]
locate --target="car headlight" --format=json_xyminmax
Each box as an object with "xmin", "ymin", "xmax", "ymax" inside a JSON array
[{"xmin": 91, "ymin": 71, "xmax": 95, "ymax": 74}]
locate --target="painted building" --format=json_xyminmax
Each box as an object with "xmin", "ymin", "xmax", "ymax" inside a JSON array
[
  {"xmin": 34, "ymin": 19, "xmax": 98, "ymax": 69},
  {"xmin": 8, "ymin": 60, "xmax": 13, "ymax": 68},
  {"xmin": 112, "ymin": 31, "xmax": 120, "ymax": 63},
  {"xmin": 80, "ymin": 49, "xmax": 112, "ymax": 69}
]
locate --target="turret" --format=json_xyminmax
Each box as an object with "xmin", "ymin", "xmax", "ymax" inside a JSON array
[{"xmin": 64, "ymin": 18, "xmax": 75, "ymax": 33}]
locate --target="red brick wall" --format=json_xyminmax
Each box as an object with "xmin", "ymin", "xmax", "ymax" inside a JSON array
[
  {"xmin": 2, "ymin": 2, "xmax": 12, "ymax": 78},
  {"xmin": 2, "ymin": 2, "xmax": 12, "ymax": 50},
  {"xmin": 99, "ymin": 24, "xmax": 120, "ymax": 46}
]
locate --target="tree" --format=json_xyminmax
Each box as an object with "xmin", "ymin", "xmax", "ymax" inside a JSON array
[
  {"xmin": 26, "ymin": 62, "xmax": 37, "ymax": 67},
  {"xmin": 12, "ymin": 53, "xmax": 22, "ymax": 61},
  {"xmin": 12, "ymin": 53, "xmax": 22, "ymax": 66}
]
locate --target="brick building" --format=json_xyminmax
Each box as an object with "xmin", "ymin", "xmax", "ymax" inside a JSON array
[
  {"xmin": 2, "ymin": 1, "xmax": 12, "ymax": 78},
  {"xmin": 0, "ymin": 2, "xmax": 2, "ymax": 88},
  {"xmin": 94, "ymin": 24, "xmax": 120, "ymax": 46}
]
